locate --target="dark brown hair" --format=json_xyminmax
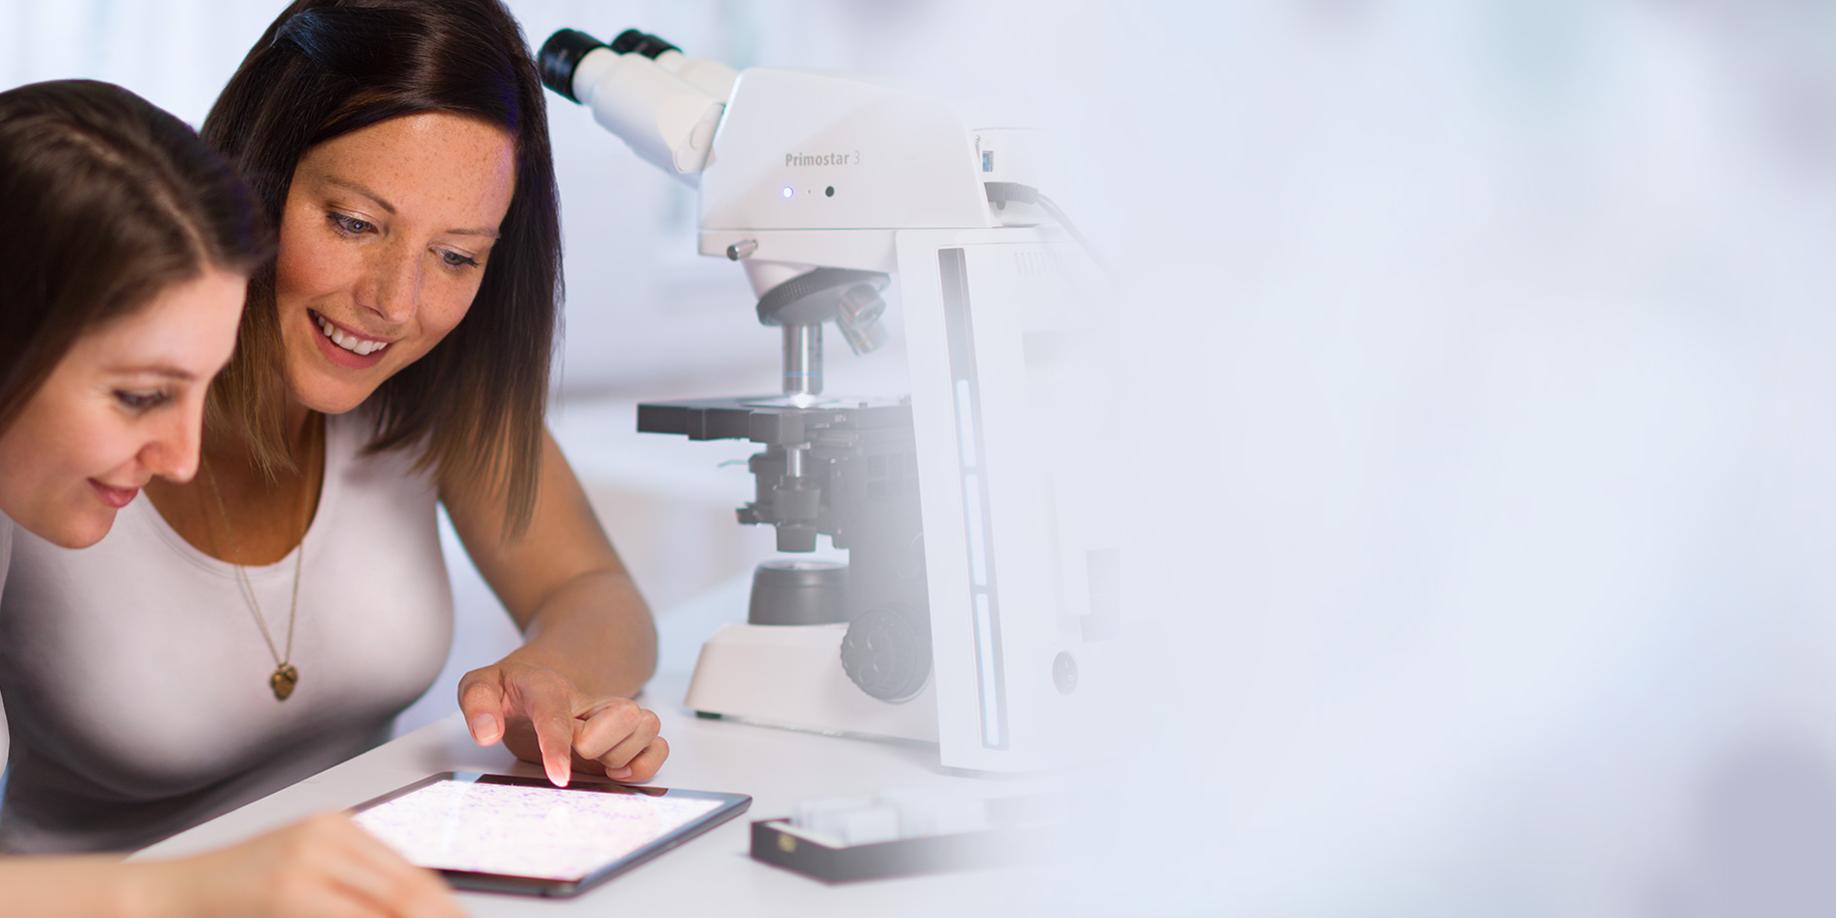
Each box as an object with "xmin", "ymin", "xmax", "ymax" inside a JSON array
[
  {"xmin": 200, "ymin": 0, "xmax": 562, "ymax": 538},
  {"xmin": 0, "ymin": 79, "xmax": 271, "ymax": 437}
]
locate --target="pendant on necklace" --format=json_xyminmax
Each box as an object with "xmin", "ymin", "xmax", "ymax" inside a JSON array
[{"xmin": 270, "ymin": 663, "xmax": 299, "ymax": 701}]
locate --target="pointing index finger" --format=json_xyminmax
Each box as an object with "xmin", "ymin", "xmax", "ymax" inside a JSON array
[{"xmin": 513, "ymin": 674, "xmax": 577, "ymax": 787}]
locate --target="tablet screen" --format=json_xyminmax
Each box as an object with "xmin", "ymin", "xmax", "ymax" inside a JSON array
[{"xmin": 353, "ymin": 773, "xmax": 744, "ymax": 885}]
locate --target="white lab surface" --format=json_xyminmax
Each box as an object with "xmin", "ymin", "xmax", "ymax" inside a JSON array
[{"xmin": 135, "ymin": 666, "xmax": 1055, "ymax": 917}]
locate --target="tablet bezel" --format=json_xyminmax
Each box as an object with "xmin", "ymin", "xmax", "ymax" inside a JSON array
[{"xmin": 348, "ymin": 771, "xmax": 752, "ymax": 898}]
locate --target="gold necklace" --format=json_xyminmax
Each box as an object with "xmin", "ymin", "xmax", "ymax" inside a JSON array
[{"xmin": 201, "ymin": 442, "xmax": 313, "ymax": 702}]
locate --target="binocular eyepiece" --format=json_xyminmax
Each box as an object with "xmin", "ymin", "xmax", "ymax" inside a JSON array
[
  {"xmin": 535, "ymin": 27, "xmax": 738, "ymax": 178},
  {"xmin": 540, "ymin": 28, "xmax": 682, "ymax": 103}
]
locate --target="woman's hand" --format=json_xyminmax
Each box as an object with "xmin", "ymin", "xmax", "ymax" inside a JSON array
[
  {"xmin": 458, "ymin": 656, "xmax": 669, "ymax": 787},
  {"xmin": 139, "ymin": 812, "xmax": 463, "ymax": 918}
]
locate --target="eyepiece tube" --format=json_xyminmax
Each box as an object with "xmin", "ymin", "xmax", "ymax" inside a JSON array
[
  {"xmin": 538, "ymin": 28, "xmax": 608, "ymax": 104},
  {"xmin": 610, "ymin": 29, "xmax": 681, "ymax": 59},
  {"xmin": 538, "ymin": 27, "xmax": 726, "ymax": 180}
]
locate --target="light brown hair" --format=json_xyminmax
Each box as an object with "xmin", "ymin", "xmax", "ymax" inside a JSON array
[{"xmin": 0, "ymin": 80, "xmax": 271, "ymax": 437}]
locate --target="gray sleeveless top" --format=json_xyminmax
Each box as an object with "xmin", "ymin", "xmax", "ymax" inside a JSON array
[
  {"xmin": 0, "ymin": 412, "xmax": 454, "ymax": 853},
  {"xmin": 0, "ymin": 514, "xmax": 12, "ymax": 777}
]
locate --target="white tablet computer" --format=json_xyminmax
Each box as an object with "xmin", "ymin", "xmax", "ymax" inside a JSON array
[{"xmin": 350, "ymin": 771, "xmax": 751, "ymax": 898}]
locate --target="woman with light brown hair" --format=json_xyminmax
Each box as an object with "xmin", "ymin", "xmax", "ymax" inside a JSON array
[
  {"xmin": 0, "ymin": 77, "xmax": 461, "ymax": 918},
  {"xmin": 0, "ymin": 0, "xmax": 669, "ymax": 855}
]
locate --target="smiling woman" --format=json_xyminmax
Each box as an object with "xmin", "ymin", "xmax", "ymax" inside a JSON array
[
  {"xmin": 200, "ymin": 1, "xmax": 559, "ymax": 526},
  {"xmin": 0, "ymin": 78, "xmax": 468, "ymax": 918},
  {"xmin": 275, "ymin": 113, "xmax": 518, "ymax": 409},
  {"xmin": 0, "ymin": 274, "xmax": 247, "ymax": 546},
  {"xmin": 0, "ymin": 0, "xmax": 667, "ymax": 857},
  {"xmin": 0, "ymin": 80, "xmax": 267, "ymax": 550}
]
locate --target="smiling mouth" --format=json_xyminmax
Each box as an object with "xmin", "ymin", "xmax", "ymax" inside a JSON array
[
  {"xmin": 309, "ymin": 309, "xmax": 393, "ymax": 357},
  {"xmin": 88, "ymin": 479, "xmax": 140, "ymax": 509}
]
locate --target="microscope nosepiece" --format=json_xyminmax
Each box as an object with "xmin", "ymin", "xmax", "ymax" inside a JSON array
[{"xmin": 837, "ymin": 284, "xmax": 889, "ymax": 355}]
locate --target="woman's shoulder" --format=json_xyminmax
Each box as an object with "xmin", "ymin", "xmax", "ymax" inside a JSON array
[{"xmin": 325, "ymin": 406, "xmax": 441, "ymax": 493}]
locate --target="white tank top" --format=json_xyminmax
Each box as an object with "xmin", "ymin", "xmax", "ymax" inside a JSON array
[
  {"xmin": 0, "ymin": 514, "xmax": 12, "ymax": 778},
  {"xmin": 0, "ymin": 412, "xmax": 454, "ymax": 853}
]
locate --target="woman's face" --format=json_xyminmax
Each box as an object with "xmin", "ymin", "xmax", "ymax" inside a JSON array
[
  {"xmin": 0, "ymin": 269, "xmax": 247, "ymax": 548},
  {"xmin": 274, "ymin": 112, "xmax": 517, "ymax": 415}
]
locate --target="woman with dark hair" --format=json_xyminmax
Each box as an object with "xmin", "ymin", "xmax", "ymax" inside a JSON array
[
  {"xmin": 0, "ymin": 0, "xmax": 668, "ymax": 854},
  {"xmin": 0, "ymin": 78, "xmax": 460, "ymax": 917}
]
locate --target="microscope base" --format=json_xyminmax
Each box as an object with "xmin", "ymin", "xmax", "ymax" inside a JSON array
[{"xmin": 684, "ymin": 623, "xmax": 938, "ymax": 743}]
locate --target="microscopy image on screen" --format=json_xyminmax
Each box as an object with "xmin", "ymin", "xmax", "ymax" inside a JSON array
[{"xmin": 355, "ymin": 779, "xmax": 723, "ymax": 881}]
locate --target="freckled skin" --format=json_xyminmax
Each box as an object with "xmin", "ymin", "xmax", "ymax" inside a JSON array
[
  {"xmin": 143, "ymin": 114, "xmax": 668, "ymax": 789},
  {"xmin": 146, "ymin": 113, "xmax": 519, "ymax": 565},
  {"xmin": 276, "ymin": 112, "xmax": 518, "ymax": 416}
]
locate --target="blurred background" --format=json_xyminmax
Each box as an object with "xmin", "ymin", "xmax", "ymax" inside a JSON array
[
  {"xmin": 9, "ymin": 1, "xmax": 1836, "ymax": 915},
  {"xmin": 1105, "ymin": 3, "xmax": 1836, "ymax": 917}
]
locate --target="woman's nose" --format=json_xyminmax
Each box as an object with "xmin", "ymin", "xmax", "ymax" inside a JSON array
[
  {"xmin": 140, "ymin": 400, "xmax": 203, "ymax": 483},
  {"xmin": 359, "ymin": 240, "xmax": 423, "ymax": 325}
]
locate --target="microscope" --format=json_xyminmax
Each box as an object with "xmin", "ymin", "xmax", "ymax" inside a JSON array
[{"xmin": 540, "ymin": 28, "xmax": 1114, "ymax": 772}]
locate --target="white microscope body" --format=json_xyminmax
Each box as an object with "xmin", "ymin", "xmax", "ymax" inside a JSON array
[{"xmin": 543, "ymin": 30, "xmax": 1113, "ymax": 773}]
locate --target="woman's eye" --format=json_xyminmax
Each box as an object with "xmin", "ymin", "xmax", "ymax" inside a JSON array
[
  {"xmin": 328, "ymin": 212, "xmax": 375, "ymax": 236},
  {"xmin": 439, "ymin": 249, "xmax": 481, "ymax": 270},
  {"xmin": 114, "ymin": 390, "xmax": 170, "ymax": 413}
]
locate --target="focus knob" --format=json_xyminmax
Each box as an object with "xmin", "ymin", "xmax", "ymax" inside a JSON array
[{"xmin": 840, "ymin": 606, "xmax": 931, "ymax": 702}]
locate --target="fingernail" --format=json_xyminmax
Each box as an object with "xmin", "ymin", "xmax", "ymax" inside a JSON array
[
  {"xmin": 609, "ymin": 767, "xmax": 632, "ymax": 781},
  {"xmin": 469, "ymin": 713, "xmax": 498, "ymax": 744},
  {"xmin": 548, "ymin": 762, "xmax": 569, "ymax": 787}
]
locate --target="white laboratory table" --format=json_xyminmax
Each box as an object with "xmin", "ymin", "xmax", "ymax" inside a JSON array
[{"xmin": 131, "ymin": 672, "xmax": 1056, "ymax": 917}]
